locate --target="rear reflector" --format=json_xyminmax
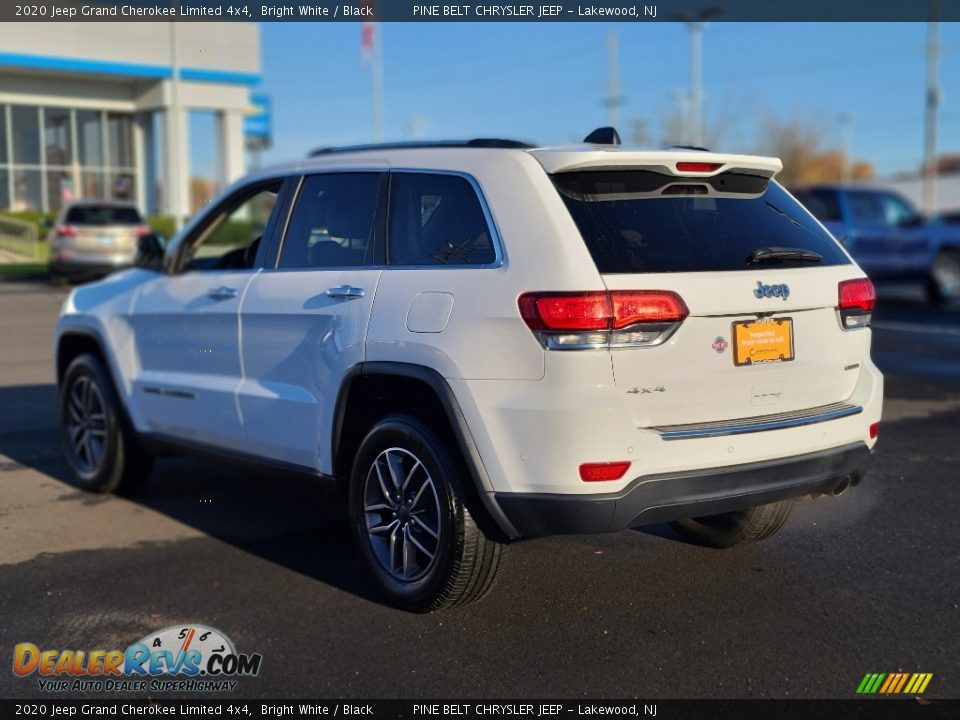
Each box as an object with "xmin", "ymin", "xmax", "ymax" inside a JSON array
[
  {"xmin": 579, "ymin": 462, "xmax": 631, "ymax": 482},
  {"xmin": 869, "ymin": 422, "xmax": 879, "ymax": 439},
  {"xmin": 675, "ymin": 161, "xmax": 723, "ymax": 173},
  {"xmin": 838, "ymin": 278, "xmax": 876, "ymax": 330}
]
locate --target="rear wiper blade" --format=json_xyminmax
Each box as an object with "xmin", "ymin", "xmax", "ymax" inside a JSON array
[{"xmin": 747, "ymin": 247, "xmax": 823, "ymax": 264}]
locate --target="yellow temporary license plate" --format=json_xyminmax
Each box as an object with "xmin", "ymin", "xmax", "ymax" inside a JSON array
[{"xmin": 732, "ymin": 318, "xmax": 795, "ymax": 366}]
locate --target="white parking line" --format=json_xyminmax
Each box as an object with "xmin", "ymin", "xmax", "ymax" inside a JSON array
[{"xmin": 872, "ymin": 321, "xmax": 960, "ymax": 337}]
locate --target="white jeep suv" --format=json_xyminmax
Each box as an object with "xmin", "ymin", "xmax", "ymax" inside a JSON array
[{"xmin": 54, "ymin": 133, "xmax": 883, "ymax": 611}]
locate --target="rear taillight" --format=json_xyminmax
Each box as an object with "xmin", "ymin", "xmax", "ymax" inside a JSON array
[
  {"xmin": 838, "ymin": 278, "xmax": 875, "ymax": 330},
  {"xmin": 518, "ymin": 291, "xmax": 688, "ymax": 350},
  {"xmin": 56, "ymin": 225, "xmax": 76, "ymax": 237},
  {"xmin": 579, "ymin": 461, "xmax": 632, "ymax": 482},
  {"xmin": 133, "ymin": 224, "xmax": 150, "ymax": 237}
]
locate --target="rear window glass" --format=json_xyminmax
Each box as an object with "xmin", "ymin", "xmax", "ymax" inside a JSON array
[
  {"xmin": 553, "ymin": 171, "xmax": 850, "ymax": 274},
  {"xmin": 65, "ymin": 205, "xmax": 142, "ymax": 225},
  {"xmin": 388, "ymin": 173, "xmax": 496, "ymax": 266}
]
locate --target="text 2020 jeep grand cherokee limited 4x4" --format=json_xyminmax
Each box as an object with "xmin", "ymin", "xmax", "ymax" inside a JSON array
[{"xmin": 54, "ymin": 134, "xmax": 883, "ymax": 611}]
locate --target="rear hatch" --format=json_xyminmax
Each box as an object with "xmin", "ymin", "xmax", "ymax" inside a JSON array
[
  {"xmin": 542, "ymin": 155, "xmax": 872, "ymax": 428},
  {"xmin": 61, "ymin": 204, "xmax": 144, "ymax": 256}
]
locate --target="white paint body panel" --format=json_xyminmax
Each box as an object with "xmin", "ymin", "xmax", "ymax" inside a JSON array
[{"xmin": 55, "ymin": 143, "xmax": 883, "ymax": 510}]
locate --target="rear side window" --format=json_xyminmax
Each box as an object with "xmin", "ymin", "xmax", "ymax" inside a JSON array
[
  {"xmin": 553, "ymin": 171, "xmax": 850, "ymax": 274},
  {"xmin": 794, "ymin": 189, "xmax": 842, "ymax": 222},
  {"xmin": 65, "ymin": 205, "xmax": 142, "ymax": 225},
  {"xmin": 388, "ymin": 173, "xmax": 496, "ymax": 266},
  {"xmin": 278, "ymin": 173, "xmax": 380, "ymax": 269}
]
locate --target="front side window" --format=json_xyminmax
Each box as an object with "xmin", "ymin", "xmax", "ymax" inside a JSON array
[
  {"xmin": 388, "ymin": 173, "xmax": 496, "ymax": 266},
  {"xmin": 278, "ymin": 173, "xmax": 380, "ymax": 269},
  {"xmin": 184, "ymin": 181, "xmax": 282, "ymax": 271}
]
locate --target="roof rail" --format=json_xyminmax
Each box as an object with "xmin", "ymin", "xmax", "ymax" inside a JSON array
[{"xmin": 307, "ymin": 138, "xmax": 533, "ymax": 157}]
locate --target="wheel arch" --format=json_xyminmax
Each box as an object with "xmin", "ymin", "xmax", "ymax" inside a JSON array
[{"xmin": 332, "ymin": 362, "xmax": 519, "ymax": 541}]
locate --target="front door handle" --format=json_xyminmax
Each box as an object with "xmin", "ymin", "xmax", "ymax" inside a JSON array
[
  {"xmin": 326, "ymin": 285, "xmax": 366, "ymax": 300},
  {"xmin": 208, "ymin": 286, "xmax": 238, "ymax": 301}
]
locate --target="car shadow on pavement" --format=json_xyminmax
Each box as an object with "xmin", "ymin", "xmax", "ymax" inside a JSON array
[{"xmin": 0, "ymin": 382, "xmax": 385, "ymax": 606}]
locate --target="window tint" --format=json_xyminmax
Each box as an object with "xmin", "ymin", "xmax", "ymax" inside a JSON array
[
  {"xmin": 388, "ymin": 173, "xmax": 495, "ymax": 266},
  {"xmin": 65, "ymin": 204, "xmax": 143, "ymax": 225},
  {"xmin": 879, "ymin": 193, "xmax": 919, "ymax": 226},
  {"xmin": 848, "ymin": 192, "xmax": 887, "ymax": 223},
  {"xmin": 278, "ymin": 173, "xmax": 380, "ymax": 269},
  {"xmin": 553, "ymin": 172, "xmax": 850, "ymax": 274},
  {"xmin": 794, "ymin": 189, "xmax": 841, "ymax": 222}
]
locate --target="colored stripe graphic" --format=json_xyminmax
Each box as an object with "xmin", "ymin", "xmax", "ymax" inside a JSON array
[{"xmin": 858, "ymin": 672, "xmax": 932, "ymax": 694}]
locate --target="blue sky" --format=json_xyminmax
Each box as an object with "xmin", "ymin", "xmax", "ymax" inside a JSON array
[{"xmin": 211, "ymin": 22, "xmax": 960, "ymax": 178}]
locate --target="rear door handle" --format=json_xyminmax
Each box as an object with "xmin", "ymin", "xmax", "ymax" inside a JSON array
[
  {"xmin": 208, "ymin": 286, "xmax": 238, "ymax": 301},
  {"xmin": 326, "ymin": 285, "xmax": 366, "ymax": 300}
]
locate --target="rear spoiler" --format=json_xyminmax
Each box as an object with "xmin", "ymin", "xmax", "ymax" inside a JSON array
[{"xmin": 529, "ymin": 148, "xmax": 783, "ymax": 179}]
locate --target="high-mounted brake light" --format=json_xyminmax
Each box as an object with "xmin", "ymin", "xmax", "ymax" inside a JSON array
[
  {"xmin": 837, "ymin": 278, "xmax": 875, "ymax": 330},
  {"xmin": 56, "ymin": 225, "xmax": 77, "ymax": 237},
  {"xmin": 518, "ymin": 291, "xmax": 688, "ymax": 350},
  {"xmin": 675, "ymin": 161, "xmax": 723, "ymax": 173},
  {"xmin": 579, "ymin": 462, "xmax": 632, "ymax": 482}
]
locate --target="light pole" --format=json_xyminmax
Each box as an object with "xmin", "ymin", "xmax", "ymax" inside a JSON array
[
  {"xmin": 169, "ymin": 21, "xmax": 183, "ymax": 232},
  {"xmin": 923, "ymin": 4, "xmax": 940, "ymax": 214},
  {"xmin": 674, "ymin": 6, "xmax": 725, "ymax": 148}
]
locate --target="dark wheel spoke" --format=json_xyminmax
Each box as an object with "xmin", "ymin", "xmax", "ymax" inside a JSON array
[{"xmin": 363, "ymin": 445, "xmax": 442, "ymax": 584}]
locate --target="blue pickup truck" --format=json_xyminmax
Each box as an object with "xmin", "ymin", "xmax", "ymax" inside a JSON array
[{"xmin": 793, "ymin": 185, "xmax": 960, "ymax": 302}]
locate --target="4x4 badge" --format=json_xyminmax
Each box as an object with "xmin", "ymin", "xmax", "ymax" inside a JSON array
[{"xmin": 754, "ymin": 281, "xmax": 790, "ymax": 300}]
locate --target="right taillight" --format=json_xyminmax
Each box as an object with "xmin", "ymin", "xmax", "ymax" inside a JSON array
[
  {"xmin": 838, "ymin": 278, "xmax": 875, "ymax": 330},
  {"xmin": 518, "ymin": 290, "xmax": 688, "ymax": 350}
]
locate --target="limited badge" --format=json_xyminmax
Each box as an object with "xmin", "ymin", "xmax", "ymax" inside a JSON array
[{"xmin": 712, "ymin": 336, "xmax": 729, "ymax": 354}]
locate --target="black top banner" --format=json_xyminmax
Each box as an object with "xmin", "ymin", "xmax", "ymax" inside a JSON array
[{"xmin": 3, "ymin": 0, "xmax": 959, "ymax": 23}]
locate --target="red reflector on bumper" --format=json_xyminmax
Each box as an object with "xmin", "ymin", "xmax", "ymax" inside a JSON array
[
  {"xmin": 579, "ymin": 462, "xmax": 631, "ymax": 482},
  {"xmin": 869, "ymin": 422, "xmax": 879, "ymax": 439}
]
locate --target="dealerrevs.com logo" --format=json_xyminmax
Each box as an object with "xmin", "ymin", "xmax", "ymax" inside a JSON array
[{"xmin": 13, "ymin": 625, "xmax": 262, "ymax": 693}]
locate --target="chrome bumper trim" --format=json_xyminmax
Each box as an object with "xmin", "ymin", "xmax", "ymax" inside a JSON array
[{"xmin": 653, "ymin": 402, "xmax": 863, "ymax": 440}]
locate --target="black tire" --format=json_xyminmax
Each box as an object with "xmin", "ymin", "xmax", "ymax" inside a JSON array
[
  {"xmin": 348, "ymin": 414, "xmax": 505, "ymax": 612},
  {"xmin": 670, "ymin": 500, "xmax": 793, "ymax": 548},
  {"xmin": 928, "ymin": 250, "xmax": 960, "ymax": 303},
  {"xmin": 59, "ymin": 353, "xmax": 153, "ymax": 493}
]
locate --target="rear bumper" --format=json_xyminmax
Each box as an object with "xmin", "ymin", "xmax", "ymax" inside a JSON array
[
  {"xmin": 49, "ymin": 256, "xmax": 131, "ymax": 278},
  {"xmin": 495, "ymin": 442, "xmax": 872, "ymax": 538}
]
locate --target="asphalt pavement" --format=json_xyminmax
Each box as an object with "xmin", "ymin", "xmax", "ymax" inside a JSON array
[{"xmin": 0, "ymin": 279, "xmax": 957, "ymax": 700}]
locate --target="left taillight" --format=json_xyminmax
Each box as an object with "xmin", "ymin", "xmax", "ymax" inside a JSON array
[
  {"xmin": 55, "ymin": 225, "xmax": 76, "ymax": 237},
  {"xmin": 518, "ymin": 290, "xmax": 688, "ymax": 350},
  {"xmin": 838, "ymin": 278, "xmax": 875, "ymax": 330}
]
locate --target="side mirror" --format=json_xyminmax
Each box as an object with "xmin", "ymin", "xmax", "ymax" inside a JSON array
[{"xmin": 134, "ymin": 233, "xmax": 165, "ymax": 271}]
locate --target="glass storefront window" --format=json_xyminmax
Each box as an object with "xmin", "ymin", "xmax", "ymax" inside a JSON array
[
  {"xmin": 0, "ymin": 171, "xmax": 9, "ymax": 209},
  {"xmin": 12, "ymin": 167, "xmax": 42, "ymax": 211},
  {"xmin": 43, "ymin": 108, "xmax": 72, "ymax": 167},
  {"xmin": 47, "ymin": 169, "xmax": 74, "ymax": 213},
  {"xmin": 0, "ymin": 109, "xmax": 8, "ymax": 164},
  {"xmin": 12, "ymin": 106, "xmax": 40, "ymax": 165},
  {"xmin": 77, "ymin": 110, "xmax": 103, "ymax": 166},
  {"xmin": 81, "ymin": 170, "xmax": 105, "ymax": 200},
  {"xmin": 107, "ymin": 113, "xmax": 133, "ymax": 168},
  {"xmin": 109, "ymin": 171, "xmax": 135, "ymax": 201}
]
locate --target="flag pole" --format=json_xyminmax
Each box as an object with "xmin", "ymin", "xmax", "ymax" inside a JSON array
[{"xmin": 372, "ymin": 23, "xmax": 384, "ymax": 141}]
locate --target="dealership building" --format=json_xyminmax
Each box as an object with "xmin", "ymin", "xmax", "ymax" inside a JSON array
[{"xmin": 0, "ymin": 22, "xmax": 266, "ymax": 219}]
